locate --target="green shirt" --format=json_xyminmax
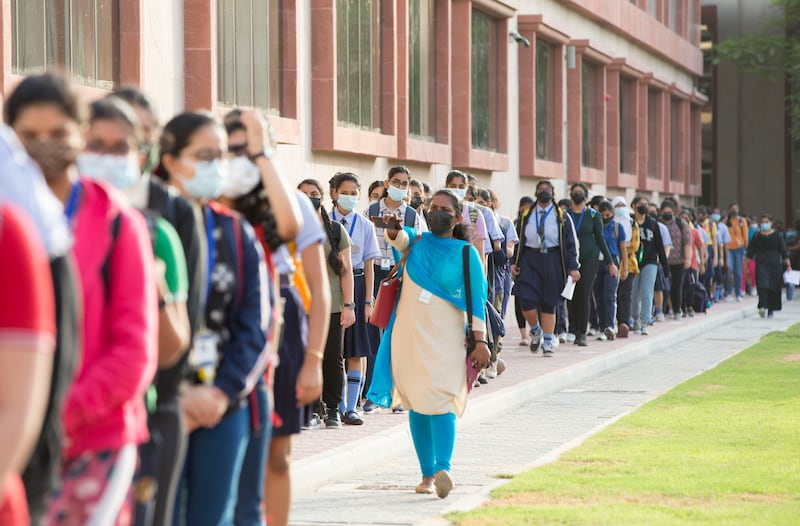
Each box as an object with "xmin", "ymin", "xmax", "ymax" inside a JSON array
[
  {"xmin": 154, "ymin": 216, "xmax": 189, "ymax": 301},
  {"xmin": 324, "ymin": 221, "xmax": 352, "ymax": 313}
]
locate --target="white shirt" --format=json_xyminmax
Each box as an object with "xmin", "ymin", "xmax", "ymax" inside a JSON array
[{"xmin": 331, "ymin": 208, "xmax": 381, "ymax": 270}]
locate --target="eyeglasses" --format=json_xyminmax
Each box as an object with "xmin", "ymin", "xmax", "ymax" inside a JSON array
[
  {"xmin": 228, "ymin": 143, "xmax": 248, "ymax": 157},
  {"xmin": 389, "ymin": 179, "xmax": 409, "ymax": 189},
  {"xmin": 85, "ymin": 141, "xmax": 133, "ymax": 156}
]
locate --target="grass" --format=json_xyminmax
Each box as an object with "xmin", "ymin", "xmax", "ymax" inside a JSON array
[{"xmin": 449, "ymin": 325, "xmax": 800, "ymax": 525}]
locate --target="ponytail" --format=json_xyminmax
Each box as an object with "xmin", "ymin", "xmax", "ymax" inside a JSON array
[{"xmin": 319, "ymin": 205, "xmax": 345, "ymax": 276}]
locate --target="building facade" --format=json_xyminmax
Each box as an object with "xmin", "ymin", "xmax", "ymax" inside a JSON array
[
  {"xmin": 0, "ymin": 0, "xmax": 703, "ymax": 214},
  {"xmin": 701, "ymin": 0, "xmax": 798, "ymax": 225}
]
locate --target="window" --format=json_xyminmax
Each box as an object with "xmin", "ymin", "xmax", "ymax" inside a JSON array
[
  {"xmin": 669, "ymin": 0, "xmax": 680, "ymax": 33},
  {"xmin": 336, "ymin": 0, "xmax": 382, "ymax": 130},
  {"xmin": 646, "ymin": 0, "xmax": 658, "ymax": 18},
  {"xmin": 535, "ymin": 39, "xmax": 558, "ymax": 161},
  {"xmin": 471, "ymin": 9, "xmax": 499, "ymax": 151},
  {"xmin": 648, "ymin": 89, "xmax": 661, "ymax": 178},
  {"xmin": 581, "ymin": 60, "xmax": 601, "ymax": 168},
  {"xmin": 670, "ymin": 98, "xmax": 683, "ymax": 181},
  {"xmin": 408, "ymin": 0, "xmax": 436, "ymax": 140},
  {"xmin": 218, "ymin": 0, "xmax": 282, "ymax": 113},
  {"xmin": 11, "ymin": 0, "xmax": 119, "ymax": 89},
  {"xmin": 619, "ymin": 77, "xmax": 637, "ymax": 174}
]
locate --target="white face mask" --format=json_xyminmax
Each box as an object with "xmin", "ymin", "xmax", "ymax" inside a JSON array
[
  {"xmin": 338, "ymin": 194, "xmax": 359, "ymax": 212},
  {"xmin": 221, "ymin": 156, "xmax": 261, "ymax": 199},
  {"xmin": 387, "ymin": 185, "xmax": 408, "ymax": 202},
  {"xmin": 451, "ymin": 188, "xmax": 467, "ymax": 200},
  {"xmin": 77, "ymin": 152, "xmax": 140, "ymax": 190}
]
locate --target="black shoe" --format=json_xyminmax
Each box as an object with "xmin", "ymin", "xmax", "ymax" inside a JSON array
[
  {"xmin": 343, "ymin": 410, "xmax": 363, "ymax": 425},
  {"xmin": 575, "ymin": 335, "xmax": 588, "ymax": 347},
  {"xmin": 477, "ymin": 373, "xmax": 489, "ymax": 385},
  {"xmin": 326, "ymin": 409, "xmax": 342, "ymax": 429}
]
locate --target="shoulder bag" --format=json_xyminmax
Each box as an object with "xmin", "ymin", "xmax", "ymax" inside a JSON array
[{"xmin": 369, "ymin": 234, "xmax": 421, "ymax": 329}]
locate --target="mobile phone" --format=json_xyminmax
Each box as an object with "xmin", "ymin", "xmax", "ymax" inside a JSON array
[{"xmin": 370, "ymin": 216, "xmax": 402, "ymax": 230}]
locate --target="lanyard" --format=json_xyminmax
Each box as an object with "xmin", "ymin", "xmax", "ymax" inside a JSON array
[
  {"xmin": 64, "ymin": 181, "xmax": 82, "ymax": 223},
  {"xmin": 535, "ymin": 205, "xmax": 553, "ymax": 244},
  {"xmin": 570, "ymin": 208, "xmax": 586, "ymax": 233},
  {"xmin": 204, "ymin": 206, "xmax": 216, "ymax": 306}
]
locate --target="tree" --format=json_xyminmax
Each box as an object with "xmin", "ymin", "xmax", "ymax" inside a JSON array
[{"xmin": 715, "ymin": 0, "xmax": 800, "ymax": 140}]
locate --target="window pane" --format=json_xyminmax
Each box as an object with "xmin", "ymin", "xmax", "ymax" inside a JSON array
[
  {"xmin": 669, "ymin": 0, "xmax": 678, "ymax": 32},
  {"xmin": 582, "ymin": 61, "xmax": 597, "ymax": 168},
  {"xmin": 648, "ymin": 89, "xmax": 660, "ymax": 178},
  {"xmin": 620, "ymin": 77, "xmax": 637, "ymax": 174},
  {"xmin": 471, "ymin": 9, "xmax": 497, "ymax": 151},
  {"xmin": 217, "ymin": 0, "xmax": 282, "ymax": 113},
  {"xmin": 535, "ymin": 40, "xmax": 549, "ymax": 160},
  {"xmin": 408, "ymin": 0, "xmax": 436, "ymax": 140},
  {"xmin": 647, "ymin": 0, "xmax": 658, "ymax": 18},
  {"xmin": 336, "ymin": 0, "xmax": 380, "ymax": 130},
  {"xmin": 670, "ymin": 99, "xmax": 682, "ymax": 181}
]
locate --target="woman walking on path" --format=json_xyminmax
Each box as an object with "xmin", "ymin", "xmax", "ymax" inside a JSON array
[
  {"xmin": 746, "ymin": 214, "xmax": 791, "ymax": 318},
  {"xmin": 367, "ymin": 190, "xmax": 489, "ymax": 499}
]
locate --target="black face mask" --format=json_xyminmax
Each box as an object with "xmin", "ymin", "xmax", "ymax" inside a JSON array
[
  {"xmin": 603, "ymin": 216, "xmax": 612, "ymax": 225},
  {"xmin": 636, "ymin": 204, "xmax": 648, "ymax": 215},
  {"xmin": 410, "ymin": 196, "xmax": 424, "ymax": 209},
  {"xmin": 730, "ymin": 210, "xmax": 739, "ymax": 217},
  {"xmin": 309, "ymin": 197, "xmax": 322, "ymax": 210},
  {"xmin": 536, "ymin": 190, "xmax": 552, "ymax": 203},
  {"xmin": 662, "ymin": 213, "xmax": 674, "ymax": 222},
  {"xmin": 570, "ymin": 191, "xmax": 585, "ymax": 204},
  {"xmin": 428, "ymin": 210, "xmax": 455, "ymax": 236},
  {"xmin": 648, "ymin": 212, "xmax": 658, "ymax": 220}
]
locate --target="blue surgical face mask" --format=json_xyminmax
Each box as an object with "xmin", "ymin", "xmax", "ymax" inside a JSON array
[
  {"xmin": 760, "ymin": 222, "xmax": 771, "ymax": 232},
  {"xmin": 387, "ymin": 185, "xmax": 407, "ymax": 202},
  {"xmin": 180, "ymin": 159, "xmax": 227, "ymax": 200},
  {"xmin": 614, "ymin": 206, "xmax": 628, "ymax": 218},
  {"xmin": 78, "ymin": 152, "xmax": 140, "ymax": 190},
  {"xmin": 338, "ymin": 194, "xmax": 359, "ymax": 212},
  {"xmin": 711, "ymin": 213, "xmax": 721, "ymax": 222},
  {"xmin": 451, "ymin": 187, "xmax": 467, "ymax": 200}
]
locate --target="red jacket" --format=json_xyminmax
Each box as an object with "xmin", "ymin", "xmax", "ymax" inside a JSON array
[{"xmin": 62, "ymin": 179, "xmax": 158, "ymax": 459}]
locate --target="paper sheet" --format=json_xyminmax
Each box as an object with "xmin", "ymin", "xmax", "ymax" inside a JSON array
[
  {"xmin": 784, "ymin": 270, "xmax": 800, "ymax": 286},
  {"xmin": 561, "ymin": 275, "xmax": 576, "ymax": 300}
]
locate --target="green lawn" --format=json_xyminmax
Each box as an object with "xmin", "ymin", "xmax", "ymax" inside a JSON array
[{"xmin": 449, "ymin": 325, "xmax": 800, "ymax": 525}]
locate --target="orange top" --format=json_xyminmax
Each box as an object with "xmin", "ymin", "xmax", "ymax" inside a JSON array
[{"xmin": 727, "ymin": 217, "xmax": 748, "ymax": 249}]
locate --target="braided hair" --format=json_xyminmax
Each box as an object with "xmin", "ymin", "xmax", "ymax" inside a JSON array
[{"xmin": 299, "ymin": 179, "xmax": 345, "ymax": 276}]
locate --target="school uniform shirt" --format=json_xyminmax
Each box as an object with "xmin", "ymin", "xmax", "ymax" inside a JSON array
[
  {"xmin": 524, "ymin": 203, "xmax": 560, "ymax": 249},
  {"xmin": 369, "ymin": 199, "xmax": 427, "ymax": 266},
  {"xmin": 331, "ymin": 208, "xmax": 381, "ymax": 270},
  {"xmin": 716, "ymin": 222, "xmax": 731, "ymax": 246},
  {"xmin": 499, "ymin": 215, "xmax": 519, "ymax": 248},
  {"xmin": 274, "ymin": 191, "xmax": 327, "ymax": 275},
  {"xmin": 478, "ymin": 204, "xmax": 504, "ymax": 254},
  {"xmin": 602, "ymin": 220, "xmax": 627, "ymax": 263},
  {"xmin": 658, "ymin": 221, "xmax": 672, "ymax": 248},
  {"xmin": 323, "ymin": 221, "xmax": 351, "ymax": 314}
]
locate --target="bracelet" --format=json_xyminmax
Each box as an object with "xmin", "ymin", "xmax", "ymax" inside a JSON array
[
  {"xmin": 307, "ymin": 349, "xmax": 324, "ymax": 360},
  {"xmin": 365, "ymin": 301, "xmax": 375, "ymax": 307},
  {"xmin": 473, "ymin": 339, "xmax": 489, "ymax": 345}
]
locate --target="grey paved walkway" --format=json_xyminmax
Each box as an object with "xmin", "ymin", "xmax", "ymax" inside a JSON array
[{"xmin": 288, "ymin": 297, "xmax": 798, "ymax": 525}]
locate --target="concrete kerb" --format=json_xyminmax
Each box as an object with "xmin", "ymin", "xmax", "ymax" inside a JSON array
[{"xmin": 291, "ymin": 305, "xmax": 754, "ymax": 496}]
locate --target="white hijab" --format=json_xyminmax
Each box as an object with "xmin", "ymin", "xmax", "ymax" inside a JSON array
[{"xmin": 0, "ymin": 125, "xmax": 71, "ymax": 258}]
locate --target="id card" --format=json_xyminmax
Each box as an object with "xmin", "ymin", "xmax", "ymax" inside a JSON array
[
  {"xmin": 381, "ymin": 258, "xmax": 391, "ymax": 271},
  {"xmin": 188, "ymin": 330, "xmax": 219, "ymax": 369},
  {"xmin": 418, "ymin": 289, "xmax": 433, "ymax": 304}
]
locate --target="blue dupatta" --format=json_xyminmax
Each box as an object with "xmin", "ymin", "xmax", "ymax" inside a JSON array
[{"xmin": 367, "ymin": 228, "xmax": 488, "ymax": 408}]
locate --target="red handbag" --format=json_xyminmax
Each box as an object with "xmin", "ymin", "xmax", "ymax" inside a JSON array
[{"xmin": 369, "ymin": 235, "xmax": 419, "ymax": 329}]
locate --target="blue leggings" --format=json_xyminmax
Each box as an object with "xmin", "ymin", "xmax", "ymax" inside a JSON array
[{"xmin": 408, "ymin": 411, "xmax": 457, "ymax": 477}]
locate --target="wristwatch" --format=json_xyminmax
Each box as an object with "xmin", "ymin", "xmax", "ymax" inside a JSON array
[
  {"xmin": 365, "ymin": 300, "xmax": 375, "ymax": 307},
  {"xmin": 342, "ymin": 302, "xmax": 356, "ymax": 309},
  {"xmin": 248, "ymin": 146, "xmax": 274, "ymax": 162}
]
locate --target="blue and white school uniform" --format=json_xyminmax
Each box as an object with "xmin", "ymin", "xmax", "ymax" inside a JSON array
[{"xmin": 330, "ymin": 208, "xmax": 381, "ymax": 359}]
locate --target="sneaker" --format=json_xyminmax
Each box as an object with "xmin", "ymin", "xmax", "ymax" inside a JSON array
[
  {"xmin": 302, "ymin": 413, "xmax": 322, "ymax": 430},
  {"xmin": 587, "ymin": 327, "xmax": 599, "ymax": 337},
  {"xmin": 758, "ymin": 307, "xmax": 767, "ymax": 318},
  {"xmin": 736, "ymin": 295, "xmax": 743, "ymax": 302},
  {"xmin": 558, "ymin": 332, "xmax": 567, "ymax": 343},
  {"xmin": 343, "ymin": 410, "xmax": 364, "ymax": 425},
  {"xmin": 640, "ymin": 326, "xmax": 649, "ymax": 335},
  {"xmin": 681, "ymin": 311, "xmax": 688, "ymax": 319},
  {"xmin": 688, "ymin": 308, "xmax": 695, "ymax": 318},
  {"xmin": 768, "ymin": 311, "xmax": 774, "ymax": 318},
  {"xmin": 566, "ymin": 333, "xmax": 576, "ymax": 343},
  {"xmin": 542, "ymin": 342, "xmax": 554, "ymax": 357},
  {"xmin": 597, "ymin": 332, "xmax": 607, "ymax": 341},
  {"xmin": 529, "ymin": 327, "xmax": 543, "ymax": 354},
  {"xmin": 362, "ymin": 400, "xmax": 380, "ymax": 414},
  {"xmin": 604, "ymin": 327, "xmax": 616, "ymax": 341},
  {"xmin": 633, "ymin": 320, "xmax": 642, "ymax": 334},
  {"xmin": 575, "ymin": 334, "xmax": 588, "ymax": 347},
  {"xmin": 485, "ymin": 362, "xmax": 498, "ymax": 379},
  {"xmin": 655, "ymin": 312, "xmax": 665, "ymax": 322},
  {"xmin": 723, "ymin": 295, "xmax": 733, "ymax": 302},
  {"xmin": 519, "ymin": 338, "xmax": 530, "ymax": 347},
  {"xmin": 477, "ymin": 373, "xmax": 489, "ymax": 385},
  {"xmin": 496, "ymin": 358, "xmax": 507, "ymax": 376},
  {"xmin": 392, "ymin": 405, "xmax": 406, "ymax": 413},
  {"xmin": 325, "ymin": 409, "xmax": 342, "ymax": 429}
]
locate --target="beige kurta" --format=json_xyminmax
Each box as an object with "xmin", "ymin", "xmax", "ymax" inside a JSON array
[{"xmin": 387, "ymin": 230, "xmax": 486, "ymax": 417}]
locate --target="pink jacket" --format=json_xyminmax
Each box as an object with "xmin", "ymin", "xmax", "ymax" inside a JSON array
[{"xmin": 62, "ymin": 179, "xmax": 158, "ymax": 459}]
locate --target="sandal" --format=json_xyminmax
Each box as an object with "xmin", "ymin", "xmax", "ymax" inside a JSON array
[{"xmin": 415, "ymin": 477, "xmax": 435, "ymax": 494}]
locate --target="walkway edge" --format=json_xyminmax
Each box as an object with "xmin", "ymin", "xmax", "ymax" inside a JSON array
[{"xmin": 291, "ymin": 306, "xmax": 753, "ymax": 496}]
